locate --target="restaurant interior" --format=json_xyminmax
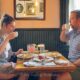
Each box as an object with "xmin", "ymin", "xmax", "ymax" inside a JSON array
[{"xmin": 0, "ymin": 0, "xmax": 80, "ymax": 80}]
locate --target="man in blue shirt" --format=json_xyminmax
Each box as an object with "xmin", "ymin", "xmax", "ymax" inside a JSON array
[{"xmin": 59, "ymin": 10, "xmax": 80, "ymax": 80}]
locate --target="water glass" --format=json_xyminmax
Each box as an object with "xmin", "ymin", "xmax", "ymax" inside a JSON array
[
  {"xmin": 38, "ymin": 44, "xmax": 45, "ymax": 53},
  {"xmin": 65, "ymin": 23, "xmax": 71, "ymax": 32},
  {"xmin": 27, "ymin": 44, "xmax": 36, "ymax": 53}
]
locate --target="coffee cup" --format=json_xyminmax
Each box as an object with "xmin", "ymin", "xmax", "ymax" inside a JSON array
[{"xmin": 14, "ymin": 32, "xmax": 18, "ymax": 37}]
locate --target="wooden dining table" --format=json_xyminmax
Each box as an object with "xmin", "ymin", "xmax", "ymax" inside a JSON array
[{"xmin": 15, "ymin": 51, "xmax": 76, "ymax": 80}]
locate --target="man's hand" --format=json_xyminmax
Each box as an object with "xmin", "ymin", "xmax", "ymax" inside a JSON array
[
  {"xmin": 61, "ymin": 24, "xmax": 66, "ymax": 31},
  {"xmin": 60, "ymin": 24, "xmax": 69, "ymax": 42},
  {"xmin": 73, "ymin": 58, "xmax": 80, "ymax": 67}
]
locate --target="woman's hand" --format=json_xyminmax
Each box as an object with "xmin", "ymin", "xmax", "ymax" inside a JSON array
[
  {"xmin": 16, "ymin": 49, "xmax": 23, "ymax": 55},
  {"xmin": 6, "ymin": 32, "xmax": 18, "ymax": 41}
]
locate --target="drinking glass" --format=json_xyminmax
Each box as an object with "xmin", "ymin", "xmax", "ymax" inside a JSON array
[
  {"xmin": 38, "ymin": 44, "xmax": 45, "ymax": 53},
  {"xmin": 65, "ymin": 23, "xmax": 72, "ymax": 32},
  {"xmin": 27, "ymin": 44, "xmax": 36, "ymax": 53}
]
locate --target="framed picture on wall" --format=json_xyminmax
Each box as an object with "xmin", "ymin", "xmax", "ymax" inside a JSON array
[
  {"xmin": 14, "ymin": 0, "xmax": 45, "ymax": 20},
  {"xmin": 26, "ymin": 3, "xmax": 35, "ymax": 15},
  {"xmin": 40, "ymin": 2, "xmax": 44, "ymax": 12}
]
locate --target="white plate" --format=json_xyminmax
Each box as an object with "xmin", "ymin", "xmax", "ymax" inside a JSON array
[
  {"xmin": 55, "ymin": 60, "xmax": 69, "ymax": 64},
  {"xmin": 44, "ymin": 57, "xmax": 54, "ymax": 62},
  {"xmin": 44, "ymin": 62, "xmax": 56, "ymax": 66},
  {"xmin": 23, "ymin": 61, "xmax": 41, "ymax": 67}
]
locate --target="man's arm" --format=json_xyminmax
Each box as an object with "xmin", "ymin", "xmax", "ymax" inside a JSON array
[
  {"xmin": 73, "ymin": 44, "xmax": 80, "ymax": 66},
  {"xmin": 60, "ymin": 24, "xmax": 69, "ymax": 42},
  {"xmin": 76, "ymin": 43, "xmax": 80, "ymax": 51},
  {"xmin": 73, "ymin": 59, "xmax": 80, "ymax": 67}
]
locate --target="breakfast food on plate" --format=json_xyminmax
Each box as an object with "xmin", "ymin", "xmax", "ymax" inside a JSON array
[
  {"xmin": 17, "ymin": 51, "xmax": 67, "ymax": 67},
  {"xmin": 23, "ymin": 56, "xmax": 55, "ymax": 67},
  {"xmin": 44, "ymin": 57, "xmax": 54, "ymax": 62},
  {"xmin": 31, "ymin": 54, "xmax": 46, "ymax": 62},
  {"xmin": 17, "ymin": 53, "xmax": 32, "ymax": 59},
  {"xmin": 22, "ymin": 53, "xmax": 55, "ymax": 67},
  {"xmin": 45, "ymin": 52, "xmax": 62, "ymax": 58},
  {"xmin": 32, "ymin": 57, "xmax": 41, "ymax": 62},
  {"xmin": 30, "ymin": 54, "xmax": 54, "ymax": 63}
]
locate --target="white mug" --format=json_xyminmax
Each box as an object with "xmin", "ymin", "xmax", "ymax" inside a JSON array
[
  {"xmin": 15, "ymin": 32, "xmax": 18, "ymax": 37},
  {"xmin": 65, "ymin": 24, "xmax": 70, "ymax": 32}
]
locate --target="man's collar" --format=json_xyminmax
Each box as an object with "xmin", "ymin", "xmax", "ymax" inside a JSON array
[{"xmin": 73, "ymin": 29, "xmax": 80, "ymax": 34}]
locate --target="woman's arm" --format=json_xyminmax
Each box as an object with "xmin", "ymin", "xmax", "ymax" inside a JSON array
[
  {"xmin": 0, "ymin": 32, "xmax": 18, "ymax": 55},
  {"xmin": 0, "ymin": 38, "xmax": 9, "ymax": 54},
  {"xmin": 15, "ymin": 49, "xmax": 23, "ymax": 55}
]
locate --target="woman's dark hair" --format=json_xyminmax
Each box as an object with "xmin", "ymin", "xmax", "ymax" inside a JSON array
[{"xmin": 1, "ymin": 14, "xmax": 14, "ymax": 27}]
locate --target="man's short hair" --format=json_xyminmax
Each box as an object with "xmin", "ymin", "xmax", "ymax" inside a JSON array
[{"xmin": 71, "ymin": 10, "xmax": 80, "ymax": 19}]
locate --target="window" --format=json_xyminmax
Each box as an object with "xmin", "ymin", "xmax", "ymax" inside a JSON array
[{"xmin": 69, "ymin": 0, "xmax": 80, "ymax": 15}]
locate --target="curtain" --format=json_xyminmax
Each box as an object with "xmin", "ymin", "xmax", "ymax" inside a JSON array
[
  {"xmin": 60, "ymin": 0, "xmax": 69, "ymax": 58},
  {"xmin": 60, "ymin": 0, "xmax": 69, "ymax": 27}
]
